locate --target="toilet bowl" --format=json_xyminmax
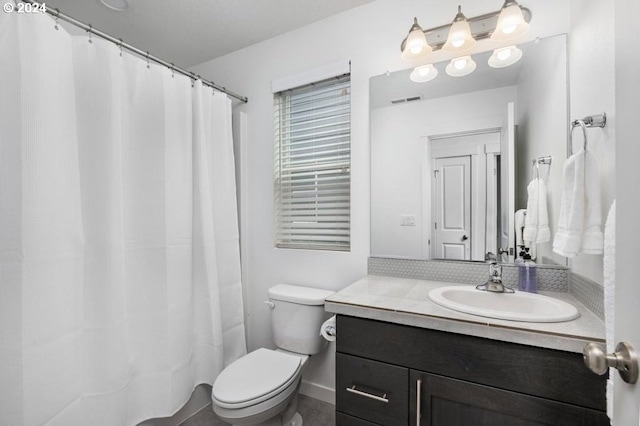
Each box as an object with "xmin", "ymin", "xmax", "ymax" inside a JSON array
[
  {"xmin": 211, "ymin": 284, "xmax": 334, "ymax": 426},
  {"xmin": 212, "ymin": 348, "xmax": 309, "ymax": 425}
]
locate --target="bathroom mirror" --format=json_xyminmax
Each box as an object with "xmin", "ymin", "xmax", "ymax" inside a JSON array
[{"xmin": 370, "ymin": 34, "xmax": 568, "ymax": 263}]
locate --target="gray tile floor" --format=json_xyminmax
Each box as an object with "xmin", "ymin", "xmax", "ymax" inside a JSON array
[{"xmin": 180, "ymin": 394, "xmax": 335, "ymax": 426}]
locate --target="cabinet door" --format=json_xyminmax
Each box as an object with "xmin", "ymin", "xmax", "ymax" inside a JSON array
[{"xmin": 410, "ymin": 371, "xmax": 610, "ymax": 426}]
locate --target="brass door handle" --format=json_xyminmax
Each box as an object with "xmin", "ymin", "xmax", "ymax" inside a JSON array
[{"xmin": 583, "ymin": 342, "xmax": 638, "ymax": 384}]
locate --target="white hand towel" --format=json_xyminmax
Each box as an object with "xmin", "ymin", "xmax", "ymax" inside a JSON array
[
  {"xmin": 604, "ymin": 200, "xmax": 615, "ymax": 421},
  {"xmin": 553, "ymin": 149, "xmax": 603, "ymax": 257},
  {"xmin": 523, "ymin": 178, "xmax": 551, "ymax": 244},
  {"xmin": 515, "ymin": 209, "xmax": 527, "ymax": 248},
  {"xmin": 523, "ymin": 179, "xmax": 539, "ymax": 244},
  {"xmin": 582, "ymin": 151, "xmax": 604, "ymax": 254}
]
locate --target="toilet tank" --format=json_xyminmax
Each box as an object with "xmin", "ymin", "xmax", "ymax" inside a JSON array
[{"xmin": 268, "ymin": 284, "xmax": 335, "ymax": 355}]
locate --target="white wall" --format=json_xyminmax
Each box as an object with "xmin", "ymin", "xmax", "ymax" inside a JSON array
[
  {"xmin": 191, "ymin": 0, "xmax": 569, "ymax": 399},
  {"xmin": 371, "ymin": 86, "xmax": 516, "ymax": 259},
  {"xmin": 567, "ymin": 0, "xmax": 616, "ymax": 285},
  {"xmin": 515, "ymin": 34, "xmax": 568, "ymax": 264}
]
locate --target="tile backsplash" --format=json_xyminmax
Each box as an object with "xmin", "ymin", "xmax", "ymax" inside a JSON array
[
  {"xmin": 569, "ymin": 273, "xmax": 605, "ymax": 320},
  {"xmin": 368, "ymin": 257, "xmax": 603, "ymax": 319}
]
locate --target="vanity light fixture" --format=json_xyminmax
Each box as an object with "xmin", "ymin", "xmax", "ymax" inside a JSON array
[
  {"xmin": 445, "ymin": 56, "xmax": 477, "ymax": 77},
  {"xmin": 488, "ymin": 45, "xmax": 523, "ymax": 68},
  {"xmin": 401, "ymin": 2, "xmax": 530, "ymax": 83},
  {"xmin": 410, "ymin": 64, "xmax": 438, "ymax": 82},
  {"xmin": 442, "ymin": 6, "xmax": 476, "ymax": 53}
]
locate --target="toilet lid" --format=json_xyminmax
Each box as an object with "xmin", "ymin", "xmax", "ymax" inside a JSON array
[{"xmin": 212, "ymin": 348, "xmax": 302, "ymax": 408}]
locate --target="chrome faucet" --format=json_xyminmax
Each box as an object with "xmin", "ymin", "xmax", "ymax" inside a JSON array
[{"xmin": 476, "ymin": 262, "xmax": 514, "ymax": 293}]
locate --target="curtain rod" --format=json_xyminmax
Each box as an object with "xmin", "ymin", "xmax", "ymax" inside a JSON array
[{"xmin": 21, "ymin": 0, "xmax": 248, "ymax": 103}]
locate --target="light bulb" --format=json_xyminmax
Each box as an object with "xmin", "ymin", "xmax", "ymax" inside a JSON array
[
  {"xmin": 502, "ymin": 24, "xmax": 518, "ymax": 34},
  {"xmin": 408, "ymin": 30, "xmax": 425, "ymax": 54},
  {"xmin": 488, "ymin": 46, "xmax": 523, "ymax": 68},
  {"xmin": 401, "ymin": 19, "xmax": 433, "ymax": 61},
  {"xmin": 454, "ymin": 59, "xmax": 467, "ymax": 70},
  {"xmin": 446, "ymin": 55, "xmax": 476, "ymax": 77},
  {"xmin": 410, "ymin": 64, "xmax": 438, "ymax": 83},
  {"xmin": 497, "ymin": 49, "xmax": 512, "ymax": 61},
  {"xmin": 442, "ymin": 6, "xmax": 476, "ymax": 53},
  {"xmin": 492, "ymin": 2, "xmax": 530, "ymax": 41}
]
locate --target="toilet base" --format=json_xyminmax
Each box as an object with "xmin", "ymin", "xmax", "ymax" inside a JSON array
[
  {"xmin": 232, "ymin": 411, "xmax": 302, "ymax": 426},
  {"xmin": 217, "ymin": 380, "xmax": 302, "ymax": 426},
  {"xmin": 288, "ymin": 412, "xmax": 303, "ymax": 426}
]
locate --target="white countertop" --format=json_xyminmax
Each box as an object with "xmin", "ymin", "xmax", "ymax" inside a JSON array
[{"xmin": 325, "ymin": 275, "xmax": 605, "ymax": 354}]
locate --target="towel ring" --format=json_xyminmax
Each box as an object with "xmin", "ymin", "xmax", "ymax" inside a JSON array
[
  {"xmin": 570, "ymin": 119, "xmax": 587, "ymax": 156},
  {"xmin": 531, "ymin": 156, "xmax": 552, "ymax": 180}
]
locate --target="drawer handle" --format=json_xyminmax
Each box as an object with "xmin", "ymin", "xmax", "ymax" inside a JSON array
[{"xmin": 346, "ymin": 385, "xmax": 389, "ymax": 403}]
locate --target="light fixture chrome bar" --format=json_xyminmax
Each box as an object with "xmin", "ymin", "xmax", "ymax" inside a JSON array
[
  {"xmin": 20, "ymin": 0, "xmax": 248, "ymax": 103},
  {"xmin": 572, "ymin": 113, "xmax": 607, "ymax": 128},
  {"xmin": 400, "ymin": 6, "xmax": 531, "ymax": 53}
]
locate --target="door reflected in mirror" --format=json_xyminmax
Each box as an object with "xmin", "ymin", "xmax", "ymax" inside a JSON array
[{"xmin": 370, "ymin": 34, "xmax": 568, "ymax": 263}]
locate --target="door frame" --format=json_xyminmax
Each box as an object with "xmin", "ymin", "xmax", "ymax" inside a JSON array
[{"xmin": 422, "ymin": 128, "xmax": 501, "ymax": 261}]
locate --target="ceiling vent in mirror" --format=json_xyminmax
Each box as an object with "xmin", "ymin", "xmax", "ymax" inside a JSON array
[{"xmin": 390, "ymin": 95, "xmax": 423, "ymax": 105}]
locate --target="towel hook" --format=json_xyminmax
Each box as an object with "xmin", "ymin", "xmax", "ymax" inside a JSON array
[{"xmin": 570, "ymin": 119, "xmax": 587, "ymax": 156}]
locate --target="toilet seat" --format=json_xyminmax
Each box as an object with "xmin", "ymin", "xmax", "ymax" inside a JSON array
[{"xmin": 212, "ymin": 348, "xmax": 303, "ymax": 409}]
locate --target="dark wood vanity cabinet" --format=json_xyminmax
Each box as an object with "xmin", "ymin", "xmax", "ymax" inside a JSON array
[{"xmin": 335, "ymin": 315, "xmax": 609, "ymax": 426}]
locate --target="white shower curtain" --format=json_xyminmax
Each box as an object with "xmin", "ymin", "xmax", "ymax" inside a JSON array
[{"xmin": 0, "ymin": 11, "xmax": 246, "ymax": 426}]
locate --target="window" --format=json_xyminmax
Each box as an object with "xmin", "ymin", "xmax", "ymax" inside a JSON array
[{"xmin": 274, "ymin": 74, "xmax": 351, "ymax": 251}]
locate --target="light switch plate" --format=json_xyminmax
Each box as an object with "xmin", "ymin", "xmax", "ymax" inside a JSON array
[{"xmin": 400, "ymin": 214, "xmax": 416, "ymax": 226}]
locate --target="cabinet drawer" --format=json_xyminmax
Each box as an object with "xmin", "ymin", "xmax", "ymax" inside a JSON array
[
  {"xmin": 336, "ymin": 353, "xmax": 408, "ymax": 426},
  {"xmin": 336, "ymin": 412, "xmax": 382, "ymax": 426}
]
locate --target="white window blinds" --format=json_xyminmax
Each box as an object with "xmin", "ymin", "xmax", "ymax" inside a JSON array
[{"xmin": 274, "ymin": 74, "xmax": 351, "ymax": 251}]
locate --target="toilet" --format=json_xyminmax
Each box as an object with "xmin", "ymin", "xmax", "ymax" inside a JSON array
[{"xmin": 211, "ymin": 284, "xmax": 335, "ymax": 426}]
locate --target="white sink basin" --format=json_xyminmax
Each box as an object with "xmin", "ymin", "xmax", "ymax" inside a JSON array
[{"xmin": 428, "ymin": 286, "xmax": 580, "ymax": 323}]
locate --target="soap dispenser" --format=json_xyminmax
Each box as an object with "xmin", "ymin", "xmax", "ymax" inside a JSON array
[{"xmin": 517, "ymin": 247, "xmax": 537, "ymax": 293}]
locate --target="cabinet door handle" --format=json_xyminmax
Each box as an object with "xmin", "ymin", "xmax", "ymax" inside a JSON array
[
  {"xmin": 416, "ymin": 379, "xmax": 422, "ymax": 426},
  {"xmin": 346, "ymin": 385, "xmax": 389, "ymax": 403}
]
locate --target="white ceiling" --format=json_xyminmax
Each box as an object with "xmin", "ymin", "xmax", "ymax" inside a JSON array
[{"xmin": 44, "ymin": 0, "xmax": 374, "ymax": 67}]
